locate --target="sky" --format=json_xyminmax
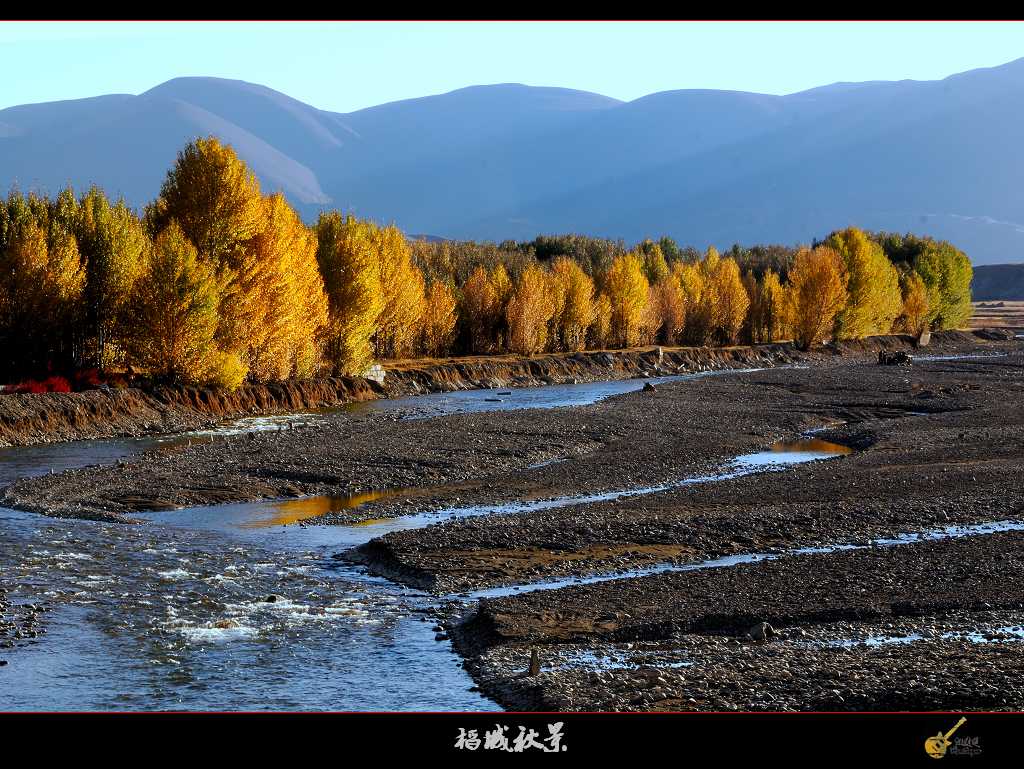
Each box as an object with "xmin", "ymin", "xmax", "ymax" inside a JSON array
[{"xmin": 1, "ymin": 21, "xmax": 1024, "ymax": 112}]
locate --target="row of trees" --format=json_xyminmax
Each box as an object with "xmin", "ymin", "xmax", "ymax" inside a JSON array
[{"xmin": 0, "ymin": 136, "xmax": 973, "ymax": 389}]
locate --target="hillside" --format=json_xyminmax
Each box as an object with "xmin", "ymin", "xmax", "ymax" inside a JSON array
[{"xmin": 3, "ymin": 60, "xmax": 1024, "ymax": 263}]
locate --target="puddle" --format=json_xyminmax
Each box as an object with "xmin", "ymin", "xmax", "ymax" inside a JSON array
[
  {"xmin": 236, "ymin": 489, "xmax": 412, "ymax": 528},
  {"xmin": 137, "ymin": 437, "xmax": 852, "ymax": 547}
]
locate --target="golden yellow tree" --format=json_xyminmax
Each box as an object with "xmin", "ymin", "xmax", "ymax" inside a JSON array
[
  {"xmin": 675, "ymin": 260, "xmax": 705, "ymax": 345},
  {"xmin": 787, "ymin": 245, "xmax": 849, "ymax": 350},
  {"xmin": 826, "ymin": 227, "xmax": 902, "ymax": 339},
  {"xmin": 126, "ymin": 222, "xmax": 233, "ymax": 387},
  {"xmin": 373, "ymin": 224, "xmax": 427, "ymax": 359},
  {"xmin": 899, "ymin": 271, "xmax": 930, "ymax": 337},
  {"xmin": 314, "ymin": 212, "xmax": 384, "ymax": 376},
  {"xmin": 550, "ymin": 257, "xmax": 596, "ymax": 352},
  {"xmin": 147, "ymin": 137, "xmax": 263, "ymax": 266},
  {"xmin": 710, "ymin": 256, "xmax": 750, "ymax": 346},
  {"xmin": 648, "ymin": 273, "xmax": 687, "ymax": 345},
  {"xmin": 460, "ymin": 265, "xmax": 500, "ymax": 354},
  {"xmin": 588, "ymin": 293, "xmax": 613, "ymax": 349},
  {"xmin": 0, "ymin": 199, "xmax": 86, "ymax": 375},
  {"xmin": 490, "ymin": 263, "xmax": 513, "ymax": 351},
  {"xmin": 244, "ymin": 193, "xmax": 328, "ymax": 380},
  {"xmin": 77, "ymin": 186, "xmax": 149, "ymax": 369},
  {"xmin": 147, "ymin": 137, "xmax": 267, "ymax": 379},
  {"xmin": 507, "ymin": 264, "xmax": 556, "ymax": 355},
  {"xmin": 421, "ymin": 280, "xmax": 459, "ymax": 358},
  {"xmin": 604, "ymin": 252, "xmax": 650, "ymax": 348}
]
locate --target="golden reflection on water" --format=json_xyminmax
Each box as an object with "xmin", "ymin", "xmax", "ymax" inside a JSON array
[
  {"xmin": 770, "ymin": 438, "xmax": 853, "ymax": 455},
  {"xmin": 241, "ymin": 489, "xmax": 405, "ymax": 528}
]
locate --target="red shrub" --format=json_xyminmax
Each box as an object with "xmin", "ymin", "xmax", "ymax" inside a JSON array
[{"xmin": 7, "ymin": 376, "xmax": 72, "ymax": 394}]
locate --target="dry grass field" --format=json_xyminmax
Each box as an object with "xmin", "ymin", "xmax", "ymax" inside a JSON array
[{"xmin": 969, "ymin": 300, "xmax": 1024, "ymax": 333}]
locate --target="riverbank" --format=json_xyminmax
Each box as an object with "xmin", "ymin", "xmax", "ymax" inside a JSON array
[
  {"xmin": 0, "ymin": 328, "xmax": 1021, "ymax": 711},
  {"xmin": 1, "ymin": 331, "xmax": 984, "ymax": 449},
  {"xmin": 0, "ymin": 330, "xmax": 1007, "ymax": 522}
]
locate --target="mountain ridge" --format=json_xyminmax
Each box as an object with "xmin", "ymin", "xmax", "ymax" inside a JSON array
[{"xmin": 2, "ymin": 60, "xmax": 1023, "ymax": 264}]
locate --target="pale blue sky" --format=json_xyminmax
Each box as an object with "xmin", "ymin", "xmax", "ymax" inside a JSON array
[{"xmin": 2, "ymin": 21, "xmax": 1024, "ymax": 112}]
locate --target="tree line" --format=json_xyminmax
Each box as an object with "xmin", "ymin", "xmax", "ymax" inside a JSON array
[{"xmin": 0, "ymin": 136, "xmax": 973, "ymax": 390}]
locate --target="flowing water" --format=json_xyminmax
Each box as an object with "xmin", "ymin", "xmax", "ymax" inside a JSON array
[{"xmin": 0, "ymin": 370, "xmax": 1001, "ymax": 710}]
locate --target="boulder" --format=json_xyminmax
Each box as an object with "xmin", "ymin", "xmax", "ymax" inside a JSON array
[{"xmin": 748, "ymin": 622, "xmax": 776, "ymax": 642}]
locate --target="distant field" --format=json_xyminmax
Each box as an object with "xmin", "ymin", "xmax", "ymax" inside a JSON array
[{"xmin": 969, "ymin": 300, "xmax": 1024, "ymax": 332}]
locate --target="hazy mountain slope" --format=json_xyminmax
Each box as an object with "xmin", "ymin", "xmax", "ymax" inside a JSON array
[
  {"xmin": 1, "ymin": 60, "xmax": 1023, "ymax": 263},
  {"xmin": 972, "ymin": 264, "xmax": 1024, "ymax": 301}
]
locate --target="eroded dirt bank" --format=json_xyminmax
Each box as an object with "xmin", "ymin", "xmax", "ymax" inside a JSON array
[
  {"xmin": 0, "ymin": 331, "xmax": 962, "ymax": 449},
  {"xmin": 0, "ymin": 330, "xmax": 1014, "ymax": 527},
  {"xmin": 0, "ymin": 376, "xmax": 381, "ymax": 448}
]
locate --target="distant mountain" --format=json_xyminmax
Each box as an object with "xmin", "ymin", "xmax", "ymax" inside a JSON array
[
  {"xmin": 3, "ymin": 60, "xmax": 1024, "ymax": 264},
  {"xmin": 972, "ymin": 264, "xmax": 1024, "ymax": 300}
]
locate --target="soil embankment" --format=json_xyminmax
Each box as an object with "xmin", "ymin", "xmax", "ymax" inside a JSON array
[
  {"xmin": 2, "ymin": 331, "xmax": 979, "ymax": 449},
  {"xmin": 0, "ymin": 377, "xmax": 380, "ymax": 448}
]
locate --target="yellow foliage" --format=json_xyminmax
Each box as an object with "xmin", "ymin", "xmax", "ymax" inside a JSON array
[
  {"xmin": 827, "ymin": 227, "xmax": 902, "ymax": 338},
  {"xmin": 549, "ymin": 257, "xmax": 596, "ymax": 352},
  {"xmin": 127, "ymin": 222, "xmax": 225, "ymax": 386},
  {"xmin": 710, "ymin": 256, "xmax": 750, "ymax": 346},
  {"xmin": 899, "ymin": 271, "xmax": 930, "ymax": 337},
  {"xmin": 148, "ymin": 136, "xmax": 264, "ymax": 266},
  {"xmin": 746, "ymin": 269, "xmax": 790, "ymax": 343},
  {"xmin": 314, "ymin": 212, "xmax": 384, "ymax": 376},
  {"xmin": 373, "ymin": 224, "xmax": 427, "ymax": 359},
  {"xmin": 588, "ymin": 293, "xmax": 613, "ymax": 349},
  {"xmin": 507, "ymin": 264, "xmax": 556, "ymax": 355},
  {"xmin": 649, "ymin": 274, "xmax": 687, "ymax": 345},
  {"xmin": 244, "ymin": 193, "xmax": 328, "ymax": 380},
  {"xmin": 787, "ymin": 246, "xmax": 849, "ymax": 350},
  {"xmin": 460, "ymin": 266, "xmax": 500, "ymax": 354},
  {"xmin": 604, "ymin": 252, "xmax": 650, "ymax": 348},
  {"xmin": 421, "ymin": 281, "xmax": 458, "ymax": 358}
]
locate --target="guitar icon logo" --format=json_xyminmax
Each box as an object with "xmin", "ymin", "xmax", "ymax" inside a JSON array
[{"xmin": 924, "ymin": 717, "xmax": 967, "ymax": 759}]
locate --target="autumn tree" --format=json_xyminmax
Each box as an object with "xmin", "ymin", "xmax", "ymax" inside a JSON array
[
  {"xmin": 314, "ymin": 212, "xmax": 384, "ymax": 376},
  {"xmin": 647, "ymin": 274, "xmax": 687, "ymax": 345},
  {"xmin": 913, "ymin": 240, "xmax": 973, "ymax": 330},
  {"xmin": 490, "ymin": 263, "xmax": 514, "ymax": 351},
  {"xmin": 709, "ymin": 254, "xmax": 750, "ymax": 346},
  {"xmin": 871, "ymin": 232, "xmax": 973, "ymax": 330},
  {"xmin": 146, "ymin": 137, "xmax": 263, "ymax": 266},
  {"xmin": 549, "ymin": 257, "xmax": 596, "ymax": 352},
  {"xmin": 146, "ymin": 137, "xmax": 265, "ymax": 375},
  {"xmin": 746, "ymin": 269, "xmax": 789, "ymax": 343},
  {"xmin": 588, "ymin": 293, "xmax": 613, "ymax": 349},
  {"xmin": 126, "ymin": 222, "xmax": 235, "ymax": 387},
  {"xmin": 787, "ymin": 246, "xmax": 849, "ymax": 350},
  {"xmin": 604, "ymin": 252, "xmax": 650, "ymax": 348},
  {"xmin": 675, "ymin": 260, "xmax": 706, "ymax": 346},
  {"xmin": 826, "ymin": 227, "xmax": 902, "ymax": 339},
  {"xmin": 899, "ymin": 271, "xmax": 930, "ymax": 337},
  {"xmin": 244, "ymin": 193, "xmax": 328, "ymax": 380},
  {"xmin": 460, "ymin": 265, "xmax": 500, "ymax": 354},
  {"xmin": 421, "ymin": 280, "xmax": 458, "ymax": 358},
  {"xmin": 507, "ymin": 264, "xmax": 556, "ymax": 355},
  {"xmin": 373, "ymin": 224, "xmax": 426, "ymax": 359},
  {"xmin": 76, "ymin": 186, "xmax": 149, "ymax": 369},
  {"xmin": 0, "ymin": 192, "xmax": 85, "ymax": 377}
]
